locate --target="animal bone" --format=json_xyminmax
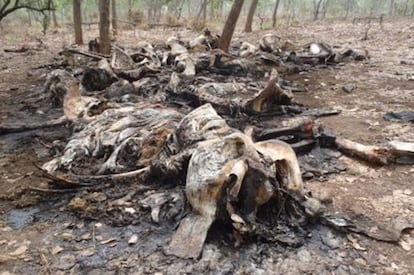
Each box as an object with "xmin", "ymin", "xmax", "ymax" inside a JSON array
[
  {"xmin": 166, "ymin": 37, "xmax": 188, "ymax": 56},
  {"xmin": 43, "ymin": 104, "xmax": 183, "ymax": 174},
  {"xmin": 189, "ymin": 29, "xmax": 218, "ymax": 49},
  {"xmin": 63, "ymin": 81, "xmax": 104, "ymax": 122},
  {"xmin": 240, "ymin": 42, "xmax": 257, "ymax": 57},
  {"xmin": 245, "ymin": 69, "xmax": 293, "ymax": 114},
  {"xmin": 175, "ymin": 53, "xmax": 196, "ymax": 76},
  {"xmin": 259, "ymin": 34, "xmax": 281, "ymax": 53}
]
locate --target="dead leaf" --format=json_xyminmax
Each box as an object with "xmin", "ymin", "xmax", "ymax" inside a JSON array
[
  {"xmin": 347, "ymin": 235, "xmax": 366, "ymax": 251},
  {"xmin": 100, "ymin": 238, "xmax": 117, "ymax": 244},
  {"xmin": 68, "ymin": 197, "xmax": 88, "ymax": 211},
  {"xmin": 79, "ymin": 248, "xmax": 95, "ymax": 257},
  {"xmin": 61, "ymin": 232, "xmax": 74, "ymax": 241},
  {"xmin": 80, "ymin": 233, "xmax": 92, "ymax": 240},
  {"xmin": 9, "ymin": 245, "xmax": 28, "ymax": 256},
  {"xmin": 51, "ymin": 246, "xmax": 64, "ymax": 255}
]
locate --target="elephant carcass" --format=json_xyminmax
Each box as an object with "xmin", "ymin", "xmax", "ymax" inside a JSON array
[
  {"xmin": 63, "ymin": 81, "xmax": 109, "ymax": 122},
  {"xmin": 148, "ymin": 103, "xmax": 236, "ymax": 180},
  {"xmin": 42, "ymin": 103, "xmax": 236, "ymax": 186},
  {"xmin": 259, "ymin": 34, "xmax": 281, "ymax": 53},
  {"xmin": 189, "ymin": 29, "xmax": 219, "ymax": 49},
  {"xmin": 42, "ymin": 104, "xmax": 183, "ymax": 175},
  {"xmin": 193, "ymin": 69, "xmax": 293, "ymax": 115},
  {"xmin": 240, "ymin": 42, "xmax": 258, "ymax": 57},
  {"xmin": 165, "ymin": 132, "xmax": 307, "ymax": 259}
]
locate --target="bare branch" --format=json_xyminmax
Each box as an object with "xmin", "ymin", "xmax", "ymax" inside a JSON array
[
  {"xmin": 0, "ymin": 0, "xmax": 53, "ymax": 22},
  {"xmin": 0, "ymin": 0, "xmax": 12, "ymax": 15}
]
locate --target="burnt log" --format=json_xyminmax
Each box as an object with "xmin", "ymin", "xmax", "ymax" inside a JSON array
[
  {"xmin": 0, "ymin": 116, "xmax": 67, "ymax": 136},
  {"xmin": 335, "ymin": 138, "xmax": 414, "ymax": 165}
]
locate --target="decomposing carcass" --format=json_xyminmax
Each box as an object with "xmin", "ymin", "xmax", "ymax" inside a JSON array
[
  {"xmin": 41, "ymin": 101, "xmax": 319, "ymax": 259},
  {"xmin": 28, "ymin": 30, "xmax": 413, "ymax": 261},
  {"xmin": 165, "ymin": 132, "xmax": 310, "ymax": 258}
]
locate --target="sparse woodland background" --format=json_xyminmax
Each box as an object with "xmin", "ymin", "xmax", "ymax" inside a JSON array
[{"xmin": 1, "ymin": 0, "xmax": 414, "ymax": 33}]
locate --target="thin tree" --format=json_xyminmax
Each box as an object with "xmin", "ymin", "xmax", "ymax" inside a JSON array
[
  {"xmin": 49, "ymin": 0, "xmax": 59, "ymax": 28},
  {"xmin": 111, "ymin": 0, "xmax": 117, "ymax": 35},
  {"xmin": 73, "ymin": 0, "xmax": 83, "ymax": 45},
  {"xmin": 128, "ymin": 0, "xmax": 132, "ymax": 20},
  {"xmin": 218, "ymin": 0, "xmax": 244, "ymax": 52},
  {"xmin": 314, "ymin": 0, "xmax": 323, "ymax": 20},
  {"xmin": 272, "ymin": 0, "xmax": 281, "ymax": 28},
  {"xmin": 344, "ymin": 0, "xmax": 352, "ymax": 20},
  {"xmin": 321, "ymin": 0, "xmax": 328, "ymax": 19},
  {"xmin": 198, "ymin": 0, "xmax": 209, "ymax": 26},
  {"xmin": 244, "ymin": 0, "xmax": 258, "ymax": 32},
  {"xmin": 412, "ymin": 0, "xmax": 414, "ymax": 16},
  {"xmin": 403, "ymin": 0, "xmax": 409, "ymax": 15},
  {"xmin": 389, "ymin": 0, "xmax": 395, "ymax": 15},
  {"xmin": 99, "ymin": 0, "xmax": 111, "ymax": 55}
]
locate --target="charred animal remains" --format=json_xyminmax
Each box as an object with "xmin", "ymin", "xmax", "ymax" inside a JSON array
[{"xmin": 15, "ymin": 30, "xmax": 413, "ymax": 260}]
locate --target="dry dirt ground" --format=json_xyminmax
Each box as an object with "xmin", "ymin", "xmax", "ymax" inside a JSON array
[{"xmin": 0, "ymin": 18, "xmax": 413, "ymax": 274}]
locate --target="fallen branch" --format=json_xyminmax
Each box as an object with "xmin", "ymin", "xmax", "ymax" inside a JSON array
[
  {"xmin": 4, "ymin": 46, "xmax": 31, "ymax": 53},
  {"xmin": 59, "ymin": 48, "xmax": 110, "ymax": 60},
  {"xmin": 335, "ymin": 137, "xmax": 414, "ymax": 165},
  {"xmin": 0, "ymin": 116, "xmax": 67, "ymax": 136},
  {"xmin": 255, "ymin": 118, "xmax": 314, "ymax": 141},
  {"xmin": 28, "ymin": 187, "xmax": 80, "ymax": 194},
  {"xmin": 302, "ymin": 109, "xmax": 341, "ymax": 118}
]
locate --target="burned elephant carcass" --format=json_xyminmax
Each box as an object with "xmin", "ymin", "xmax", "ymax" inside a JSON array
[
  {"xmin": 41, "ymin": 103, "xmax": 235, "ymax": 187},
  {"xmin": 168, "ymin": 69, "xmax": 295, "ymax": 116},
  {"xmin": 42, "ymin": 103, "xmax": 183, "ymax": 175},
  {"xmin": 41, "ymin": 103, "xmax": 314, "ymax": 258},
  {"xmin": 165, "ymin": 127, "xmax": 313, "ymax": 259}
]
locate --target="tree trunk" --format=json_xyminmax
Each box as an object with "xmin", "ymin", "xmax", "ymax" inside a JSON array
[
  {"xmin": 219, "ymin": 0, "xmax": 224, "ymax": 18},
  {"xmin": 128, "ymin": 0, "xmax": 132, "ymax": 20},
  {"xmin": 197, "ymin": 0, "xmax": 208, "ymax": 26},
  {"xmin": 218, "ymin": 0, "xmax": 244, "ymax": 52},
  {"xmin": 50, "ymin": 0, "xmax": 59, "ymax": 28},
  {"xmin": 403, "ymin": 0, "xmax": 409, "ymax": 16},
  {"xmin": 52, "ymin": 10, "xmax": 59, "ymax": 28},
  {"xmin": 345, "ymin": 0, "xmax": 350, "ymax": 19},
  {"xmin": 272, "ymin": 0, "xmax": 281, "ymax": 28},
  {"xmin": 73, "ymin": 0, "xmax": 83, "ymax": 45},
  {"xmin": 389, "ymin": 0, "xmax": 395, "ymax": 15},
  {"xmin": 209, "ymin": 0, "xmax": 215, "ymax": 20},
  {"xmin": 322, "ymin": 0, "xmax": 327, "ymax": 19},
  {"xmin": 155, "ymin": 0, "xmax": 163, "ymax": 23},
  {"xmin": 99, "ymin": 0, "xmax": 111, "ymax": 55},
  {"xmin": 111, "ymin": 0, "xmax": 117, "ymax": 35},
  {"xmin": 291, "ymin": 3, "xmax": 297, "ymax": 19},
  {"xmin": 285, "ymin": 0, "xmax": 291, "ymax": 26},
  {"xmin": 244, "ymin": 0, "xmax": 258, "ymax": 32},
  {"xmin": 27, "ymin": 10, "xmax": 32, "ymax": 27},
  {"xmin": 314, "ymin": 0, "xmax": 323, "ymax": 20}
]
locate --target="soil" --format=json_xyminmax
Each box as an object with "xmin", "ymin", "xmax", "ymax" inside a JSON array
[{"xmin": 0, "ymin": 19, "xmax": 413, "ymax": 274}]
